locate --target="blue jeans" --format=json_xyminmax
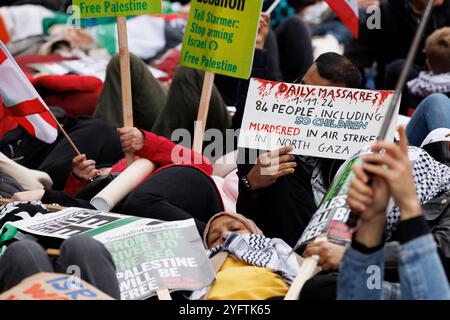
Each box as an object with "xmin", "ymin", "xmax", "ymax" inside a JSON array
[
  {"xmin": 407, "ymin": 93, "xmax": 450, "ymax": 147},
  {"xmin": 337, "ymin": 234, "xmax": 450, "ymax": 300}
]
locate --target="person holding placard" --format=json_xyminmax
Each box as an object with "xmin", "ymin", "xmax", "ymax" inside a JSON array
[
  {"xmin": 340, "ymin": 126, "xmax": 450, "ymax": 300},
  {"xmin": 12, "ymin": 126, "xmax": 227, "ymax": 235},
  {"xmin": 237, "ymin": 52, "xmax": 362, "ymax": 248},
  {"xmin": 299, "ymin": 136, "xmax": 450, "ymax": 299},
  {"xmin": 232, "ymin": 53, "xmax": 367, "ymax": 299}
]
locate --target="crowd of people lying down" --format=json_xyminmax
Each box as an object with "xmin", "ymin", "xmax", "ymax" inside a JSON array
[{"xmin": 1, "ymin": 0, "xmax": 450, "ymax": 300}]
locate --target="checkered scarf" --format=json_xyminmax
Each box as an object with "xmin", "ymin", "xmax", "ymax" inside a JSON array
[
  {"xmin": 209, "ymin": 232, "xmax": 299, "ymax": 283},
  {"xmin": 386, "ymin": 147, "xmax": 450, "ymax": 239},
  {"xmin": 407, "ymin": 72, "xmax": 450, "ymax": 97}
]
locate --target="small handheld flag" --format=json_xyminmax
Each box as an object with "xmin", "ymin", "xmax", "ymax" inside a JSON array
[{"xmin": 0, "ymin": 41, "xmax": 57, "ymax": 144}]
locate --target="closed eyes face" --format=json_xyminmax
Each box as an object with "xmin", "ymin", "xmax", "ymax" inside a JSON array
[{"xmin": 207, "ymin": 216, "xmax": 252, "ymax": 249}]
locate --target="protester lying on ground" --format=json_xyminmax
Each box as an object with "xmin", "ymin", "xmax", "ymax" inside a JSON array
[
  {"xmin": 11, "ymin": 127, "xmax": 239, "ymax": 235},
  {"xmin": 407, "ymin": 27, "xmax": 450, "ymax": 109},
  {"xmin": 237, "ymin": 52, "xmax": 362, "ymax": 248},
  {"xmin": 190, "ymin": 212, "xmax": 309, "ymax": 300},
  {"xmin": 0, "ymin": 235, "xmax": 120, "ymax": 299},
  {"xmin": 340, "ymin": 125, "xmax": 450, "ymax": 300},
  {"xmin": 0, "ymin": 116, "xmax": 123, "ymax": 190},
  {"xmin": 11, "ymin": 126, "xmax": 211, "ymax": 200}
]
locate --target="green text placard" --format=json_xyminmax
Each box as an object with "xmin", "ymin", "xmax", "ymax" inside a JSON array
[
  {"xmin": 181, "ymin": 0, "xmax": 263, "ymax": 79},
  {"xmin": 72, "ymin": 0, "xmax": 162, "ymax": 18}
]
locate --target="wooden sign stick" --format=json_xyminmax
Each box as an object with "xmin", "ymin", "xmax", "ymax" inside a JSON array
[
  {"xmin": 284, "ymin": 255, "xmax": 319, "ymax": 300},
  {"xmin": 284, "ymin": 236, "xmax": 325, "ymax": 300},
  {"xmin": 156, "ymin": 289, "xmax": 172, "ymax": 300},
  {"xmin": 193, "ymin": 71, "xmax": 215, "ymax": 153},
  {"xmin": 116, "ymin": 16, "xmax": 135, "ymax": 165}
]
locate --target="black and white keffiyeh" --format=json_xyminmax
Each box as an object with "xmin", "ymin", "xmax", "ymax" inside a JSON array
[
  {"xmin": 209, "ymin": 232, "xmax": 299, "ymax": 283},
  {"xmin": 190, "ymin": 233, "xmax": 299, "ymax": 300},
  {"xmin": 407, "ymin": 71, "xmax": 450, "ymax": 97},
  {"xmin": 385, "ymin": 147, "xmax": 450, "ymax": 239}
]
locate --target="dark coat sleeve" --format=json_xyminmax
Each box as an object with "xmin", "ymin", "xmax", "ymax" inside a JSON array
[
  {"xmin": 233, "ymin": 48, "xmax": 277, "ymax": 215},
  {"xmin": 41, "ymin": 189, "xmax": 96, "ymax": 209}
]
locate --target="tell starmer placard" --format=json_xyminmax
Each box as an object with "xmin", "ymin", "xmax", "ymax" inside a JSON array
[{"xmin": 181, "ymin": 0, "xmax": 263, "ymax": 79}]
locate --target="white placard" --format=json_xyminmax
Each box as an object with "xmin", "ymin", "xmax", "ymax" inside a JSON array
[{"xmin": 238, "ymin": 78, "xmax": 400, "ymax": 160}]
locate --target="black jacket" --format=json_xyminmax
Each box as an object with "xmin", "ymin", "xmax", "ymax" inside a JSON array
[
  {"xmin": 345, "ymin": 0, "xmax": 450, "ymax": 87},
  {"xmin": 234, "ymin": 49, "xmax": 344, "ymax": 220},
  {"xmin": 422, "ymin": 190, "xmax": 450, "ymax": 280}
]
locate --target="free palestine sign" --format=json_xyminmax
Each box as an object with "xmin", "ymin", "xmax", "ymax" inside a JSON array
[
  {"xmin": 72, "ymin": 0, "xmax": 162, "ymax": 18},
  {"xmin": 181, "ymin": 0, "xmax": 263, "ymax": 79}
]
